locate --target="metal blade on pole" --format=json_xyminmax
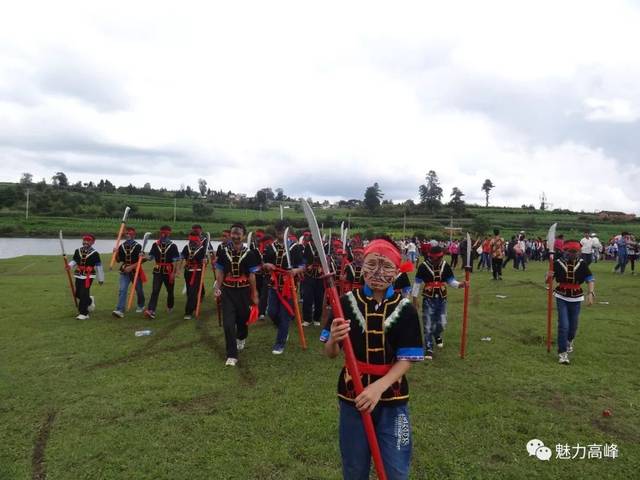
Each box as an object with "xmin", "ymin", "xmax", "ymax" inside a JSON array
[
  {"xmin": 122, "ymin": 206, "xmax": 131, "ymax": 222},
  {"xmin": 465, "ymin": 232, "xmax": 472, "ymax": 268},
  {"xmin": 247, "ymin": 231, "xmax": 253, "ymax": 250}
]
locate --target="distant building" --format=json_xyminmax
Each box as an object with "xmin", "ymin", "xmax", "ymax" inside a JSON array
[{"xmin": 597, "ymin": 211, "xmax": 636, "ymax": 221}]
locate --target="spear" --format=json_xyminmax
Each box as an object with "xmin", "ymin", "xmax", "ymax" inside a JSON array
[
  {"xmin": 126, "ymin": 232, "xmax": 151, "ymax": 311},
  {"xmin": 284, "ymin": 227, "xmax": 307, "ymax": 350},
  {"xmin": 195, "ymin": 232, "xmax": 211, "ymax": 319},
  {"xmin": 109, "ymin": 206, "xmax": 131, "ymax": 269},
  {"xmin": 546, "ymin": 223, "xmax": 557, "ymax": 353},
  {"xmin": 338, "ymin": 227, "xmax": 349, "ymax": 294},
  {"xmin": 301, "ymin": 200, "xmax": 387, "ymax": 480},
  {"xmin": 59, "ymin": 230, "xmax": 78, "ymax": 308},
  {"xmin": 460, "ymin": 232, "xmax": 472, "ymax": 359}
]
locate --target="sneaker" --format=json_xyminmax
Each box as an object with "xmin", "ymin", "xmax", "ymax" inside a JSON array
[
  {"xmin": 425, "ymin": 349, "xmax": 434, "ymax": 360},
  {"xmin": 567, "ymin": 340, "xmax": 574, "ymax": 353},
  {"xmin": 183, "ymin": 315, "xmax": 192, "ymax": 320},
  {"xmin": 237, "ymin": 339, "xmax": 246, "ymax": 351},
  {"xmin": 558, "ymin": 352, "xmax": 570, "ymax": 364},
  {"xmin": 225, "ymin": 357, "xmax": 238, "ymax": 367},
  {"xmin": 435, "ymin": 337, "xmax": 444, "ymax": 348},
  {"xmin": 259, "ymin": 315, "xmax": 265, "ymax": 321},
  {"xmin": 144, "ymin": 309, "xmax": 156, "ymax": 320},
  {"xmin": 272, "ymin": 345, "xmax": 285, "ymax": 355},
  {"xmin": 302, "ymin": 321, "xmax": 311, "ymax": 327},
  {"xmin": 167, "ymin": 308, "xmax": 173, "ymax": 314},
  {"xmin": 76, "ymin": 314, "xmax": 89, "ymax": 320},
  {"xmin": 135, "ymin": 306, "xmax": 144, "ymax": 313},
  {"xmin": 88, "ymin": 296, "xmax": 96, "ymax": 312},
  {"xmin": 112, "ymin": 310, "xmax": 124, "ymax": 318},
  {"xmin": 313, "ymin": 321, "xmax": 321, "ymax": 327}
]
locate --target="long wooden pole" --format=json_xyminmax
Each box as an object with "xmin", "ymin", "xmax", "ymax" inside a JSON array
[
  {"xmin": 110, "ymin": 206, "xmax": 131, "ymax": 269},
  {"xmin": 289, "ymin": 275, "xmax": 307, "ymax": 350}
]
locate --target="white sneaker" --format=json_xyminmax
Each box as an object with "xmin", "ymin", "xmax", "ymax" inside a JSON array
[
  {"xmin": 313, "ymin": 321, "xmax": 321, "ymax": 327},
  {"xmin": 558, "ymin": 352, "xmax": 570, "ymax": 364},
  {"xmin": 302, "ymin": 321, "xmax": 311, "ymax": 327},
  {"xmin": 567, "ymin": 341, "xmax": 574, "ymax": 353},
  {"xmin": 225, "ymin": 358, "xmax": 238, "ymax": 366},
  {"xmin": 76, "ymin": 314, "xmax": 89, "ymax": 320},
  {"xmin": 237, "ymin": 339, "xmax": 246, "ymax": 351},
  {"xmin": 183, "ymin": 315, "xmax": 192, "ymax": 320},
  {"xmin": 259, "ymin": 315, "xmax": 265, "ymax": 320},
  {"xmin": 135, "ymin": 307, "xmax": 144, "ymax": 313},
  {"xmin": 112, "ymin": 310, "xmax": 124, "ymax": 318},
  {"xmin": 88, "ymin": 296, "xmax": 96, "ymax": 312}
]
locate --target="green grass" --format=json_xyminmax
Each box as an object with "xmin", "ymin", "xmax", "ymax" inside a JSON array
[{"xmin": 0, "ymin": 258, "xmax": 638, "ymax": 479}]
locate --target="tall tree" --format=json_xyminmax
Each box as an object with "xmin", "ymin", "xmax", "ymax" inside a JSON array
[
  {"xmin": 275, "ymin": 188, "xmax": 285, "ymax": 201},
  {"xmin": 363, "ymin": 182, "xmax": 384, "ymax": 213},
  {"xmin": 419, "ymin": 170, "xmax": 443, "ymax": 213},
  {"xmin": 481, "ymin": 179, "xmax": 494, "ymax": 207},
  {"xmin": 255, "ymin": 189, "xmax": 268, "ymax": 209},
  {"xmin": 51, "ymin": 172, "xmax": 69, "ymax": 187},
  {"xmin": 198, "ymin": 178, "xmax": 208, "ymax": 196},
  {"xmin": 448, "ymin": 187, "xmax": 466, "ymax": 215},
  {"xmin": 19, "ymin": 172, "xmax": 33, "ymax": 185}
]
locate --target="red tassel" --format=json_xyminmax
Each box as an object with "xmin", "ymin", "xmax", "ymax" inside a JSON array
[
  {"xmin": 247, "ymin": 305, "xmax": 259, "ymax": 325},
  {"xmin": 400, "ymin": 261, "xmax": 414, "ymax": 273}
]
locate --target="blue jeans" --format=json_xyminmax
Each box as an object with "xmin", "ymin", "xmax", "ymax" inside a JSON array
[
  {"xmin": 615, "ymin": 252, "xmax": 628, "ymax": 273},
  {"xmin": 339, "ymin": 401, "xmax": 412, "ymax": 480},
  {"xmin": 556, "ymin": 298, "xmax": 580, "ymax": 353},
  {"xmin": 116, "ymin": 272, "xmax": 145, "ymax": 312},
  {"xmin": 422, "ymin": 297, "xmax": 447, "ymax": 351},
  {"xmin": 408, "ymin": 251, "xmax": 416, "ymax": 263},
  {"xmin": 267, "ymin": 288, "xmax": 293, "ymax": 347}
]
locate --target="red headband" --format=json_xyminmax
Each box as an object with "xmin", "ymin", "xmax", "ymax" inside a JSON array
[
  {"xmin": 188, "ymin": 235, "xmax": 201, "ymax": 243},
  {"xmin": 82, "ymin": 234, "xmax": 95, "ymax": 242},
  {"xmin": 126, "ymin": 227, "xmax": 136, "ymax": 233},
  {"xmin": 160, "ymin": 228, "xmax": 171, "ymax": 233},
  {"xmin": 428, "ymin": 251, "xmax": 444, "ymax": 258},
  {"xmin": 563, "ymin": 241, "xmax": 581, "ymax": 251},
  {"xmin": 363, "ymin": 239, "xmax": 402, "ymax": 268}
]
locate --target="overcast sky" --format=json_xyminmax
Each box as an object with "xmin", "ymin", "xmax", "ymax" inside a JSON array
[{"xmin": 1, "ymin": 1, "xmax": 639, "ymax": 213}]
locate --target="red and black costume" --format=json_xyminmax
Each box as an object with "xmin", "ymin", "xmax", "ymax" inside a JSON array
[
  {"xmin": 68, "ymin": 236, "xmax": 104, "ymax": 316},
  {"xmin": 302, "ymin": 239, "xmax": 326, "ymax": 325},
  {"xmin": 147, "ymin": 229, "xmax": 180, "ymax": 315},
  {"xmin": 181, "ymin": 235, "xmax": 207, "ymax": 316},
  {"xmin": 215, "ymin": 242, "xmax": 259, "ymax": 359}
]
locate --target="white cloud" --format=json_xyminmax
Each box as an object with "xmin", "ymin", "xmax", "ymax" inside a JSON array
[{"xmin": 1, "ymin": 0, "xmax": 639, "ymax": 214}]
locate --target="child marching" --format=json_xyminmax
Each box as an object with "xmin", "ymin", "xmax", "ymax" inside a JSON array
[
  {"xmin": 548, "ymin": 239, "xmax": 595, "ymax": 364},
  {"xmin": 412, "ymin": 245, "xmax": 466, "ymax": 360},
  {"xmin": 112, "ymin": 227, "xmax": 145, "ymax": 318},
  {"xmin": 144, "ymin": 226, "xmax": 180, "ymax": 320},
  {"xmin": 66, "ymin": 234, "xmax": 104, "ymax": 320},
  {"xmin": 178, "ymin": 231, "xmax": 207, "ymax": 320},
  {"xmin": 214, "ymin": 223, "xmax": 259, "ymax": 366}
]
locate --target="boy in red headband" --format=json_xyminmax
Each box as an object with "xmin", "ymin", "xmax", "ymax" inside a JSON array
[
  {"xmin": 112, "ymin": 226, "xmax": 146, "ymax": 318},
  {"xmin": 344, "ymin": 245, "xmax": 365, "ymax": 292},
  {"xmin": 214, "ymin": 223, "xmax": 260, "ymax": 366},
  {"xmin": 66, "ymin": 234, "xmax": 104, "ymax": 320},
  {"xmin": 547, "ymin": 239, "xmax": 595, "ymax": 364},
  {"xmin": 145, "ymin": 226, "xmax": 180, "ymax": 320},
  {"xmin": 412, "ymin": 245, "xmax": 466, "ymax": 360},
  {"xmin": 178, "ymin": 231, "xmax": 207, "ymax": 320},
  {"xmin": 323, "ymin": 237, "xmax": 423, "ymax": 479}
]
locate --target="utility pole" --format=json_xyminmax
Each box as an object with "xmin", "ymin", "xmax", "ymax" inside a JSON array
[{"xmin": 25, "ymin": 189, "xmax": 30, "ymax": 220}]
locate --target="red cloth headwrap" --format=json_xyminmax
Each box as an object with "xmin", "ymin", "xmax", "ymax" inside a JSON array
[
  {"xmin": 563, "ymin": 241, "xmax": 581, "ymax": 251},
  {"xmin": 82, "ymin": 234, "xmax": 95, "ymax": 243},
  {"xmin": 363, "ymin": 239, "xmax": 402, "ymax": 268}
]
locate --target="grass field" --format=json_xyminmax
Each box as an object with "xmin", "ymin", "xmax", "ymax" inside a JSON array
[{"xmin": 0, "ymin": 257, "xmax": 638, "ymax": 479}]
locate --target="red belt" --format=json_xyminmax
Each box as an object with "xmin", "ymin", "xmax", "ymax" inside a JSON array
[
  {"xmin": 558, "ymin": 283, "xmax": 581, "ymax": 290},
  {"xmin": 76, "ymin": 266, "xmax": 94, "ymax": 288},
  {"xmin": 156, "ymin": 262, "xmax": 175, "ymax": 284},
  {"xmin": 426, "ymin": 282, "xmax": 445, "ymax": 288},
  {"xmin": 225, "ymin": 275, "xmax": 248, "ymax": 282},
  {"xmin": 354, "ymin": 361, "xmax": 392, "ymax": 376}
]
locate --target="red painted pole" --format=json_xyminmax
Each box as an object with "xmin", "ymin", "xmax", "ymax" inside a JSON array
[{"xmin": 459, "ymin": 268, "xmax": 470, "ymax": 359}]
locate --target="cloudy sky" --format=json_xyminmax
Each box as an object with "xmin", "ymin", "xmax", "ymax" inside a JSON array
[{"xmin": 1, "ymin": 1, "xmax": 639, "ymax": 212}]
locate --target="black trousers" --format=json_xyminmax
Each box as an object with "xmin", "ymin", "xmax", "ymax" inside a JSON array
[
  {"xmin": 491, "ymin": 257, "xmax": 503, "ymax": 279},
  {"xmin": 222, "ymin": 287, "xmax": 250, "ymax": 358},
  {"xmin": 75, "ymin": 277, "xmax": 93, "ymax": 315},
  {"xmin": 258, "ymin": 275, "xmax": 269, "ymax": 316},
  {"xmin": 302, "ymin": 276, "xmax": 325, "ymax": 323},
  {"xmin": 184, "ymin": 270, "xmax": 203, "ymax": 315},
  {"xmin": 148, "ymin": 272, "xmax": 175, "ymax": 312}
]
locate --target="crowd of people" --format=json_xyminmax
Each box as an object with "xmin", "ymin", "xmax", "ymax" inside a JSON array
[{"xmin": 62, "ymin": 218, "xmax": 637, "ymax": 479}]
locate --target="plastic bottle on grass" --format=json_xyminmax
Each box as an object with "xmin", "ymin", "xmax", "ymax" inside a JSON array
[{"xmin": 135, "ymin": 330, "xmax": 153, "ymax": 337}]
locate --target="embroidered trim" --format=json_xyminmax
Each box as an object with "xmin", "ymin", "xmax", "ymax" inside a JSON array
[
  {"xmin": 384, "ymin": 298, "xmax": 410, "ymax": 331},
  {"xmin": 346, "ymin": 291, "xmax": 366, "ymax": 331}
]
